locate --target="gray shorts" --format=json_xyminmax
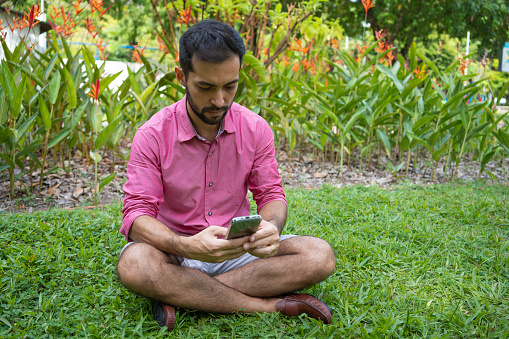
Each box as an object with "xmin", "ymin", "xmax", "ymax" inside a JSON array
[{"xmin": 119, "ymin": 234, "xmax": 296, "ymax": 277}]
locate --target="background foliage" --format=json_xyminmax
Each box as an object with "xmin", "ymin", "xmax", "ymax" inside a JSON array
[{"xmin": 0, "ymin": 0, "xmax": 508, "ymax": 202}]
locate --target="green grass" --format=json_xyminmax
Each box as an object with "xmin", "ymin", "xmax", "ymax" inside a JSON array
[{"xmin": 1, "ymin": 182, "xmax": 508, "ymax": 338}]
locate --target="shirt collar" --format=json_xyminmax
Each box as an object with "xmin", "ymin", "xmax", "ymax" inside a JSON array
[{"xmin": 177, "ymin": 95, "xmax": 236, "ymax": 142}]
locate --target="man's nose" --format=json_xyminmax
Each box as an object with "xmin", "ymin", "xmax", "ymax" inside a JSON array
[{"xmin": 211, "ymin": 90, "xmax": 225, "ymax": 108}]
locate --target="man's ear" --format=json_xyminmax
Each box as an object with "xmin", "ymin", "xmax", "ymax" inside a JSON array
[{"xmin": 174, "ymin": 67, "xmax": 186, "ymax": 87}]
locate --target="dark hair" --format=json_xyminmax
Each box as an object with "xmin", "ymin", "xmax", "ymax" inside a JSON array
[{"xmin": 179, "ymin": 19, "xmax": 246, "ymax": 78}]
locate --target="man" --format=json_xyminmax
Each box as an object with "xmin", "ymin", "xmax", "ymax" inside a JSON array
[{"xmin": 117, "ymin": 19, "xmax": 336, "ymax": 330}]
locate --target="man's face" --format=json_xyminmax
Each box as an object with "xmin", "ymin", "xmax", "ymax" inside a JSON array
[{"xmin": 178, "ymin": 56, "xmax": 240, "ymax": 126}]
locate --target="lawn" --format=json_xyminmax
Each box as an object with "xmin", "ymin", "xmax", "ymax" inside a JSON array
[{"xmin": 1, "ymin": 182, "xmax": 508, "ymax": 338}]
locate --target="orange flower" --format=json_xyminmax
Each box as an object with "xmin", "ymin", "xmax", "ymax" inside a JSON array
[
  {"xmin": 90, "ymin": 0, "xmax": 112, "ymax": 19},
  {"xmin": 361, "ymin": 0, "xmax": 375, "ymax": 13},
  {"xmin": 72, "ymin": 0, "xmax": 86, "ymax": 15},
  {"xmin": 23, "ymin": 4, "xmax": 41, "ymax": 34},
  {"xmin": 281, "ymin": 55, "xmax": 290, "ymax": 67},
  {"xmin": 455, "ymin": 55, "xmax": 472, "ymax": 75},
  {"xmin": 375, "ymin": 29, "xmax": 385, "ymax": 41},
  {"xmin": 96, "ymin": 39, "xmax": 108, "ymax": 60},
  {"xmin": 132, "ymin": 44, "xmax": 146, "ymax": 64},
  {"xmin": 177, "ymin": 5, "xmax": 192, "ymax": 27},
  {"xmin": 412, "ymin": 66, "xmax": 426, "ymax": 79},
  {"xmin": 157, "ymin": 36, "xmax": 169, "ymax": 55},
  {"xmin": 83, "ymin": 18, "xmax": 100, "ymax": 40},
  {"xmin": 292, "ymin": 62, "xmax": 300, "ymax": 73},
  {"xmin": 87, "ymin": 79, "xmax": 100, "ymax": 101}
]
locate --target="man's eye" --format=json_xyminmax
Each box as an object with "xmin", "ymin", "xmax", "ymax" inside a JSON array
[
  {"xmin": 198, "ymin": 87, "xmax": 211, "ymax": 91},
  {"xmin": 225, "ymin": 85, "xmax": 236, "ymax": 90}
]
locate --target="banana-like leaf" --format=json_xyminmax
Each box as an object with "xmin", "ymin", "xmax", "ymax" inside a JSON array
[
  {"xmin": 63, "ymin": 68, "xmax": 77, "ymax": 108},
  {"xmin": 44, "ymin": 53, "xmax": 59, "ymax": 81},
  {"xmin": 48, "ymin": 69, "xmax": 61, "ymax": 105},
  {"xmin": 376, "ymin": 129, "xmax": 391, "ymax": 156},
  {"xmin": 128, "ymin": 67, "xmax": 141, "ymax": 95},
  {"xmin": 0, "ymin": 95, "xmax": 7, "ymax": 124},
  {"xmin": 0, "ymin": 126, "xmax": 13, "ymax": 144},
  {"xmin": 0, "ymin": 151, "xmax": 15, "ymax": 169},
  {"xmin": 90, "ymin": 103, "xmax": 103, "ymax": 133},
  {"xmin": 99, "ymin": 71, "xmax": 122, "ymax": 98},
  {"xmin": 376, "ymin": 64, "xmax": 403, "ymax": 93},
  {"xmin": 131, "ymin": 91, "xmax": 148, "ymax": 116},
  {"xmin": 70, "ymin": 100, "xmax": 89, "ymax": 131},
  {"xmin": 16, "ymin": 113, "xmax": 38, "ymax": 144},
  {"xmin": 140, "ymin": 81, "xmax": 159, "ymax": 103},
  {"xmin": 99, "ymin": 172, "xmax": 117, "ymax": 192},
  {"xmin": 47, "ymin": 128, "xmax": 71, "ymax": 148},
  {"xmin": 496, "ymin": 80, "xmax": 509, "ymax": 106},
  {"xmin": 38, "ymin": 95, "xmax": 52, "ymax": 131},
  {"xmin": 415, "ymin": 50, "xmax": 441, "ymax": 76},
  {"xmin": 465, "ymin": 122, "xmax": 490, "ymax": 144},
  {"xmin": 244, "ymin": 53, "xmax": 267, "ymax": 82},
  {"xmin": 95, "ymin": 117, "xmax": 122, "ymax": 150}
]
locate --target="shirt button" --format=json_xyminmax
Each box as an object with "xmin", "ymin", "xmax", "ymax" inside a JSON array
[
  {"xmin": 209, "ymin": 152, "xmax": 213, "ymax": 157},
  {"xmin": 208, "ymin": 211, "xmax": 212, "ymax": 216},
  {"xmin": 209, "ymin": 182, "xmax": 213, "ymax": 187}
]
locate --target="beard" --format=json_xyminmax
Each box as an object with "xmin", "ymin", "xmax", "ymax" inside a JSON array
[{"xmin": 186, "ymin": 88, "xmax": 231, "ymax": 125}]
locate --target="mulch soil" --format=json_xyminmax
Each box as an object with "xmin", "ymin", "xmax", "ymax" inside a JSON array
[{"xmin": 1, "ymin": 145, "xmax": 508, "ymax": 213}]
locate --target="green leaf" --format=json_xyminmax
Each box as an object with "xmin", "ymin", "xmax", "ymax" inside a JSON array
[
  {"xmin": 94, "ymin": 117, "xmax": 121, "ymax": 149},
  {"xmin": 465, "ymin": 122, "xmax": 490, "ymax": 143},
  {"xmin": 44, "ymin": 53, "xmax": 59, "ymax": 81},
  {"xmin": 47, "ymin": 128, "xmax": 71, "ymax": 149},
  {"xmin": 0, "ymin": 126, "xmax": 13, "ymax": 144},
  {"xmin": 140, "ymin": 81, "xmax": 159, "ymax": 103},
  {"xmin": 89, "ymin": 150, "xmax": 102, "ymax": 163},
  {"xmin": 99, "ymin": 72, "xmax": 122, "ymax": 98},
  {"xmin": 10, "ymin": 77, "xmax": 27, "ymax": 119},
  {"xmin": 90, "ymin": 103, "xmax": 103, "ymax": 133},
  {"xmin": 63, "ymin": 68, "xmax": 77, "ymax": 108},
  {"xmin": 376, "ymin": 129, "xmax": 391, "ymax": 156},
  {"xmin": 376, "ymin": 64, "xmax": 404, "ymax": 93},
  {"xmin": 409, "ymin": 42, "xmax": 417, "ymax": 71},
  {"xmin": 0, "ymin": 151, "xmax": 15, "ymax": 169},
  {"xmin": 496, "ymin": 80, "xmax": 509, "ymax": 106},
  {"xmin": 243, "ymin": 52, "xmax": 267, "ymax": 82},
  {"xmin": 0, "ymin": 94, "xmax": 7, "ymax": 125},
  {"xmin": 48, "ymin": 69, "xmax": 61, "ymax": 105},
  {"xmin": 16, "ymin": 113, "xmax": 38, "ymax": 144},
  {"xmin": 38, "ymin": 95, "xmax": 52, "ymax": 131},
  {"xmin": 128, "ymin": 67, "xmax": 141, "ymax": 95},
  {"xmin": 416, "ymin": 50, "xmax": 441, "ymax": 76},
  {"xmin": 70, "ymin": 100, "xmax": 88, "ymax": 131},
  {"xmin": 99, "ymin": 172, "xmax": 117, "ymax": 192},
  {"xmin": 0, "ymin": 61, "xmax": 16, "ymax": 105}
]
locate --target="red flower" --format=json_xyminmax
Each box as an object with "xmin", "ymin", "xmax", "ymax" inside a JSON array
[
  {"xmin": 361, "ymin": 0, "xmax": 375, "ymax": 13},
  {"xmin": 87, "ymin": 79, "xmax": 101, "ymax": 101}
]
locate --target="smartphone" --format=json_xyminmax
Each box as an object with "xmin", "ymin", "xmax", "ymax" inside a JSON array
[{"xmin": 225, "ymin": 214, "xmax": 262, "ymax": 240}]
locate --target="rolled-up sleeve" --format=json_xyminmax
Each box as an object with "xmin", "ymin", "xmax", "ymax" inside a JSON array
[
  {"xmin": 120, "ymin": 129, "xmax": 164, "ymax": 241},
  {"xmin": 248, "ymin": 119, "xmax": 287, "ymax": 211}
]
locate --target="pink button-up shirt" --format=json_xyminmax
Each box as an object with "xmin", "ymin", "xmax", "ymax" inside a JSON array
[{"xmin": 120, "ymin": 96, "xmax": 286, "ymax": 240}]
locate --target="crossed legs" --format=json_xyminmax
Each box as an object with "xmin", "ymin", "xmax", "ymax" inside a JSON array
[{"xmin": 116, "ymin": 236, "xmax": 336, "ymax": 314}]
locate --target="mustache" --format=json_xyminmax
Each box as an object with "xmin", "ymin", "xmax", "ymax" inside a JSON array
[{"xmin": 202, "ymin": 105, "xmax": 229, "ymax": 113}]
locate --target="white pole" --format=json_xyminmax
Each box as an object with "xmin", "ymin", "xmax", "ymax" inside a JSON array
[
  {"xmin": 39, "ymin": 0, "xmax": 46, "ymax": 53},
  {"xmin": 345, "ymin": 36, "xmax": 349, "ymax": 51},
  {"xmin": 465, "ymin": 31, "xmax": 470, "ymax": 75}
]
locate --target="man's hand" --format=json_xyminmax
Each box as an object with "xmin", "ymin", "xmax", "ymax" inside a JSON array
[
  {"xmin": 181, "ymin": 226, "xmax": 249, "ymax": 263},
  {"xmin": 242, "ymin": 220, "xmax": 280, "ymax": 258}
]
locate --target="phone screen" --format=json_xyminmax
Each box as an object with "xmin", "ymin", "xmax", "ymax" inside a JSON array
[{"xmin": 225, "ymin": 215, "xmax": 262, "ymax": 240}]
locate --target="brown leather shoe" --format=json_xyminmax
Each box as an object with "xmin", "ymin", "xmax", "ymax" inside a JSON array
[
  {"xmin": 275, "ymin": 294, "xmax": 332, "ymax": 324},
  {"xmin": 152, "ymin": 301, "xmax": 176, "ymax": 330}
]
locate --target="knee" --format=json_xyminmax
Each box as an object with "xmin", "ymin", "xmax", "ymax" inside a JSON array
[
  {"xmin": 298, "ymin": 237, "xmax": 336, "ymax": 282},
  {"xmin": 116, "ymin": 243, "xmax": 159, "ymax": 289}
]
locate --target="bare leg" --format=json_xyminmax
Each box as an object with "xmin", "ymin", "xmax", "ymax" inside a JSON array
[
  {"xmin": 216, "ymin": 236, "xmax": 336, "ymax": 297},
  {"xmin": 116, "ymin": 236, "xmax": 335, "ymax": 314}
]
